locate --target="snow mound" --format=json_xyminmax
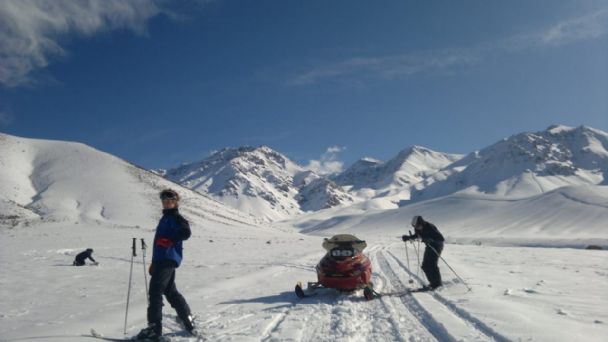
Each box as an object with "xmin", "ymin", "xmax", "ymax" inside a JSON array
[{"xmin": 289, "ymin": 185, "xmax": 608, "ymax": 244}]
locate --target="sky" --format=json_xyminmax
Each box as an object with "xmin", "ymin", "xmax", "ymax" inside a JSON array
[{"xmin": 0, "ymin": 0, "xmax": 607, "ymax": 172}]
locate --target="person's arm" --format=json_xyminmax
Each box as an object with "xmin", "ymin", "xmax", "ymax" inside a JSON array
[
  {"xmin": 175, "ymin": 215, "xmax": 191, "ymax": 241},
  {"xmin": 88, "ymin": 255, "xmax": 96, "ymax": 262},
  {"xmin": 156, "ymin": 215, "xmax": 191, "ymax": 247},
  {"xmin": 402, "ymin": 230, "xmax": 418, "ymax": 241}
]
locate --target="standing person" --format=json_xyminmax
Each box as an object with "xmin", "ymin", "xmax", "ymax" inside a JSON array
[
  {"xmin": 135, "ymin": 189, "xmax": 195, "ymax": 341},
  {"xmin": 402, "ymin": 215, "xmax": 444, "ymax": 290},
  {"xmin": 73, "ymin": 248, "xmax": 97, "ymax": 266}
]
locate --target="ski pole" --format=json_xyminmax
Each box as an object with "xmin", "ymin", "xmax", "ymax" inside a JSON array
[
  {"xmin": 403, "ymin": 240, "xmax": 413, "ymax": 284},
  {"xmin": 416, "ymin": 239, "xmax": 421, "ymax": 278},
  {"xmin": 141, "ymin": 238, "xmax": 149, "ymax": 302},
  {"xmin": 409, "ymin": 230, "xmax": 421, "ymax": 279},
  {"xmin": 425, "ymin": 243, "xmax": 472, "ymax": 292},
  {"xmin": 124, "ymin": 238, "xmax": 137, "ymax": 334}
]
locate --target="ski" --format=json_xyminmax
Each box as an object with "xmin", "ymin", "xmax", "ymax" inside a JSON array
[
  {"xmin": 374, "ymin": 287, "xmax": 435, "ymax": 297},
  {"xmin": 88, "ymin": 329, "xmax": 134, "ymax": 341},
  {"xmin": 410, "ymin": 286, "xmax": 435, "ymax": 293},
  {"xmin": 89, "ymin": 329, "xmax": 173, "ymax": 342}
]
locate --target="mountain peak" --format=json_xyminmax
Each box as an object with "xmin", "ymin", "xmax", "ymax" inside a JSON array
[
  {"xmin": 412, "ymin": 125, "xmax": 608, "ymax": 201},
  {"xmin": 334, "ymin": 145, "xmax": 462, "ymax": 191},
  {"xmin": 164, "ymin": 145, "xmax": 351, "ymax": 220}
]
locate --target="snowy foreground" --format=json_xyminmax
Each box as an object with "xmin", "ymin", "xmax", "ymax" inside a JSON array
[{"xmin": 1, "ymin": 219, "xmax": 607, "ymax": 342}]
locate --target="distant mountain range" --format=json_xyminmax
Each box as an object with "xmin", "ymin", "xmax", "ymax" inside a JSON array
[
  {"xmin": 161, "ymin": 125, "xmax": 608, "ymax": 221},
  {"xmin": 1, "ymin": 124, "xmax": 605, "ymax": 225},
  {"xmin": 411, "ymin": 125, "xmax": 608, "ymax": 201}
]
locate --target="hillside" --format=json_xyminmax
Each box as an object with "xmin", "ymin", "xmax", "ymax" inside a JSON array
[
  {"xmin": 411, "ymin": 125, "xmax": 608, "ymax": 201},
  {"xmin": 0, "ymin": 133, "xmax": 258, "ymax": 229}
]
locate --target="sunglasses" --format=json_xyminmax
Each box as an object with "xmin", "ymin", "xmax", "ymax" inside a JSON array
[{"xmin": 159, "ymin": 192, "xmax": 178, "ymax": 200}]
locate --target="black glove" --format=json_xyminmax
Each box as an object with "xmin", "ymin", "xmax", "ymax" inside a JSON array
[{"xmin": 402, "ymin": 235, "xmax": 410, "ymax": 242}]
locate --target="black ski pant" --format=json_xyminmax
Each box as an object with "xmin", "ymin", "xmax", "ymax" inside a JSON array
[
  {"xmin": 421, "ymin": 243, "xmax": 443, "ymax": 288},
  {"xmin": 147, "ymin": 260, "xmax": 191, "ymax": 330}
]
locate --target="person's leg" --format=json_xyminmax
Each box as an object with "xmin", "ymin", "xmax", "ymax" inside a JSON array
[
  {"xmin": 164, "ymin": 270, "xmax": 193, "ymax": 331},
  {"xmin": 146, "ymin": 262, "xmax": 176, "ymax": 335},
  {"xmin": 421, "ymin": 245, "xmax": 442, "ymax": 288},
  {"xmin": 430, "ymin": 244, "xmax": 443, "ymax": 287}
]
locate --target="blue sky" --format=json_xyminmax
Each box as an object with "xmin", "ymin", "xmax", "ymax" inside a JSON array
[{"xmin": 0, "ymin": 0, "xmax": 607, "ymax": 172}]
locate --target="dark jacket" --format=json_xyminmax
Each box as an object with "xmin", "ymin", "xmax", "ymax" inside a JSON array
[
  {"xmin": 412, "ymin": 221, "xmax": 444, "ymax": 246},
  {"xmin": 75, "ymin": 250, "xmax": 96, "ymax": 264},
  {"xmin": 152, "ymin": 208, "xmax": 191, "ymax": 267}
]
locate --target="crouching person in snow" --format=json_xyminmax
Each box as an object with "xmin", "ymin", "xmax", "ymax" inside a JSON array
[
  {"xmin": 402, "ymin": 215, "xmax": 444, "ymax": 290},
  {"xmin": 73, "ymin": 248, "xmax": 97, "ymax": 266},
  {"xmin": 136, "ymin": 189, "xmax": 196, "ymax": 341}
]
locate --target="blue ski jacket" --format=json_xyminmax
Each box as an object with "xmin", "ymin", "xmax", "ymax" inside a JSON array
[{"xmin": 152, "ymin": 208, "xmax": 191, "ymax": 267}]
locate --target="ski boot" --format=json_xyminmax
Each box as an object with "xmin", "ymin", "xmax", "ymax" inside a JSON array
[
  {"xmin": 134, "ymin": 323, "xmax": 170, "ymax": 342},
  {"xmin": 178, "ymin": 314, "xmax": 199, "ymax": 337}
]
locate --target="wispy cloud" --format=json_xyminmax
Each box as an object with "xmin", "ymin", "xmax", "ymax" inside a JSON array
[
  {"xmin": 290, "ymin": 8, "xmax": 608, "ymax": 86},
  {"xmin": 539, "ymin": 8, "xmax": 608, "ymax": 46},
  {"xmin": 501, "ymin": 8, "xmax": 608, "ymax": 50},
  {"xmin": 0, "ymin": 0, "xmax": 165, "ymax": 87},
  {"xmin": 305, "ymin": 146, "xmax": 346, "ymax": 175},
  {"xmin": 290, "ymin": 49, "xmax": 480, "ymax": 86}
]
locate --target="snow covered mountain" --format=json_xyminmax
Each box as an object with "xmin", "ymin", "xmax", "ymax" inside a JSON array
[
  {"xmin": 294, "ymin": 171, "xmax": 353, "ymax": 211},
  {"xmin": 163, "ymin": 125, "xmax": 607, "ymax": 220},
  {"xmin": 163, "ymin": 146, "xmax": 352, "ymax": 221},
  {"xmin": 0, "ymin": 133, "xmax": 258, "ymax": 228},
  {"xmin": 411, "ymin": 125, "xmax": 608, "ymax": 201},
  {"xmin": 334, "ymin": 145, "xmax": 463, "ymax": 199}
]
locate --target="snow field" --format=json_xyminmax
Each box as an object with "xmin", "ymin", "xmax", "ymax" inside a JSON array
[{"xmin": 2, "ymin": 221, "xmax": 606, "ymax": 341}]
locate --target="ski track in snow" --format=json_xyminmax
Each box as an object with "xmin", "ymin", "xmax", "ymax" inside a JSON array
[
  {"xmin": 382, "ymin": 245, "xmax": 512, "ymax": 342},
  {"xmin": 198, "ymin": 244, "xmax": 431, "ymax": 342},
  {"xmin": 376, "ymin": 248, "xmax": 458, "ymax": 342},
  {"xmin": 192, "ymin": 243, "xmax": 517, "ymax": 341}
]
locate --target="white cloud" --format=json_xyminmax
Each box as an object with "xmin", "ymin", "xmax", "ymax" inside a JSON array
[
  {"xmin": 326, "ymin": 145, "xmax": 344, "ymax": 154},
  {"xmin": 290, "ymin": 49, "xmax": 479, "ymax": 86},
  {"xmin": 290, "ymin": 8, "xmax": 608, "ymax": 86},
  {"xmin": 305, "ymin": 146, "xmax": 346, "ymax": 175},
  {"xmin": 539, "ymin": 8, "xmax": 608, "ymax": 46},
  {"xmin": 500, "ymin": 8, "xmax": 608, "ymax": 51},
  {"xmin": 0, "ymin": 0, "xmax": 165, "ymax": 87}
]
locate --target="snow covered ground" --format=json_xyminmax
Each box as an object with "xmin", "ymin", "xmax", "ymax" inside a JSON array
[{"xmin": 1, "ymin": 217, "xmax": 607, "ymax": 342}]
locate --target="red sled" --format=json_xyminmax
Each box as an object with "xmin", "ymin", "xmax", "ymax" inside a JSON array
[{"xmin": 295, "ymin": 234, "xmax": 375, "ymax": 300}]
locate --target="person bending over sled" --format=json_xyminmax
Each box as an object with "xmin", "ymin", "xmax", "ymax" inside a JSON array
[
  {"xmin": 73, "ymin": 248, "xmax": 97, "ymax": 266},
  {"xmin": 402, "ymin": 215, "xmax": 444, "ymax": 290},
  {"xmin": 135, "ymin": 189, "xmax": 196, "ymax": 341}
]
